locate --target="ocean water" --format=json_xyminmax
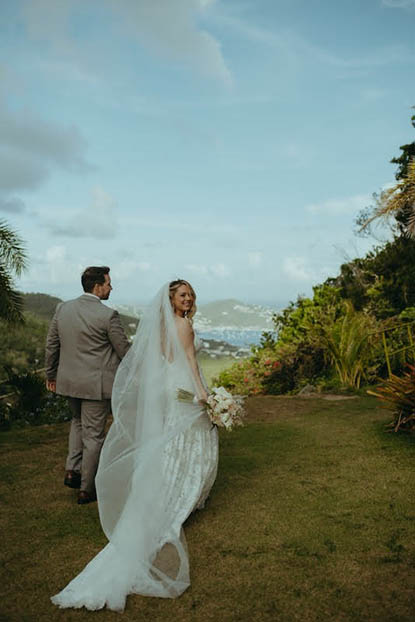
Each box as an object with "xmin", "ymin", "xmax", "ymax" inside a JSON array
[{"xmin": 198, "ymin": 329, "xmax": 273, "ymax": 348}]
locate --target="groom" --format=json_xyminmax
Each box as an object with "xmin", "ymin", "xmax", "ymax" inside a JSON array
[{"xmin": 45, "ymin": 266, "xmax": 130, "ymax": 504}]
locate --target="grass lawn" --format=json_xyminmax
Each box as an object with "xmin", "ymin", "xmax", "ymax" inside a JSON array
[
  {"xmin": 1, "ymin": 396, "xmax": 415, "ymax": 621},
  {"xmin": 199, "ymin": 355, "xmax": 236, "ymax": 387}
]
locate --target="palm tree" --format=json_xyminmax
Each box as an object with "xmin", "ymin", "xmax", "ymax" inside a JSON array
[
  {"xmin": 360, "ymin": 159, "xmax": 415, "ymax": 238},
  {"xmin": 0, "ymin": 220, "xmax": 28, "ymax": 323}
]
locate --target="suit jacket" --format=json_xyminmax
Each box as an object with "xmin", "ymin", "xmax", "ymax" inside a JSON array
[{"xmin": 45, "ymin": 294, "xmax": 130, "ymax": 400}]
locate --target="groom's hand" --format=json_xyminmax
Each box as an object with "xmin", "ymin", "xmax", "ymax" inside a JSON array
[{"xmin": 46, "ymin": 379, "xmax": 57, "ymax": 392}]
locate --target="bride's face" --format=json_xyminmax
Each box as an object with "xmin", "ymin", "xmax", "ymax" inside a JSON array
[{"xmin": 172, "ymin": 284, "xmax": 194, "ymax": 316}]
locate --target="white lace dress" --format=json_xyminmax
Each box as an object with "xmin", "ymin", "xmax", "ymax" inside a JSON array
[
  {"xmin": 51, "ymin": 333, "xmax": 218, "ymax": 611},
  {"xmin": 162, "ymin": 335, "xmax": 218, "ymax": 521}
]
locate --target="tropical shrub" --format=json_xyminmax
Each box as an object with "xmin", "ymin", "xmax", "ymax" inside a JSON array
[
  {"xmin": 376, "ymin": 308, "xmax": 415, "ymax": 377},
  {"xmin": 368, "ymin": 365, "xmax": 415, "ymax": 432},
  {"xmin": 317, "ymin": 301, "xmax": 381, "ymax": 389},
  {"xmin": 331, "ymin": 237, "xmax": 415, "ymax": 318},
  {"xmin": 216, "ymin": 350, "xmax": 276, "ymax": 396},
  {"xmin": 218, "ymin": 295, "xmax": 384, "ymax": 394},
  {"xmin": 0, "ymin": 314, "xmax": 48, "ymax": 373},
  {"xmin": 3, "ymin": 367, "xmax": 71, "ymax": 427}
]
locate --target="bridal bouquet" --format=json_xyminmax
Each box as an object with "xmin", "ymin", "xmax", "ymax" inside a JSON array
[{"xmin": 177, "ymin": 386, "xmax": 245, "ymax": 431}]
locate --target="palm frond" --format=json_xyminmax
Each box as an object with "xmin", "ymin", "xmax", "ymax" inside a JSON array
[
  {"xmin": 368, "ymin": 365, "xmax": 415, "ymax": 432},
  {"xmin": 360, "ymin": 159, "xmax": 415, "ymax": 237},
  {"xmin": 406, "ymin": 208, "xmax": 415, "ymax": 238},
  {"xmin": 0, "ymin": 267, "xmax": 25, "ymax": 324},
  {"xmin": 0, "ymin": 220, "xmax": 28, "ymax": 275}
]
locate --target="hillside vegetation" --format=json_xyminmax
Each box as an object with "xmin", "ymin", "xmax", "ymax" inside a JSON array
[{"xmin": 217, "ymin": 112, "xmax": 415, "ymax": 400}]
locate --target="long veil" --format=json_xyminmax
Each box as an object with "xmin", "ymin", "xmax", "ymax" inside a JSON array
[{"xmin": 51, "ymin": 283, "xmax": 207, "ymax": 611}]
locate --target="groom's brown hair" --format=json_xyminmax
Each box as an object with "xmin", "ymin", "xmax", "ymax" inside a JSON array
[{"xmin": 81, "ymin": 266, "xmax": 110, "ymax": 293}]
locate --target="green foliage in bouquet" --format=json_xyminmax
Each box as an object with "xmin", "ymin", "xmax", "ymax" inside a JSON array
[{"xmin": 368, "ymin": 365, "xmax": 415, "ymax": 433}]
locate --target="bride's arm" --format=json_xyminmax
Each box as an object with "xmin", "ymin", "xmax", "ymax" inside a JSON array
[{"xmin": 176, "ymin": 318, "xmax": 208, "ymax": 402}]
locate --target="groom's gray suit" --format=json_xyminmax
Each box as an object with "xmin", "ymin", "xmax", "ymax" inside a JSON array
[{"xmin": 45, "ymin": 294, "xmax": 130, "ymax": 494}]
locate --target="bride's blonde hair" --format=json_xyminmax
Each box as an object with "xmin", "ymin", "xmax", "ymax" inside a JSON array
[{"xmin": 169, "ymin": 279, "xmax": 197, "ymax": 320}]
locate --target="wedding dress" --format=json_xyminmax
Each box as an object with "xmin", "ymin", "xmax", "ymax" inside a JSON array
[{"xmin": 51, "ymin": 284, "xmax": 218, "ymax": 611}]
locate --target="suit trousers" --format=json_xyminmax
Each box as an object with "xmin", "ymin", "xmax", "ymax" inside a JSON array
[{"xmin": 66, "ymin": 397, "xmax": 111, "ymax": 494}]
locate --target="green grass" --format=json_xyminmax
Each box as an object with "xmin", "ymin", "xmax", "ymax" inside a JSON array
[
  {"xmin": 199, "ymin": 355, "xmax": 236, "ymax": 387},
  {"xmin": 1, "ymin": 396, "xmax": 415, "ymax": 621}
]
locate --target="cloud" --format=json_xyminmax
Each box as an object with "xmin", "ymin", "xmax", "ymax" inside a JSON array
[
  {"xmin": 219, "ymin": 13, "xmax": 415, "ymax": 69},
  {"xmin": 20, "ymin": 0, "xmax": 231, "ymax": 85},
  {"xmin": 0, "ymin": 196, "xmax": 26, "ymax": 214},
  {"xmin": 185, "ymin": 262, "xmax": 231, "ymax": 278},
  {"xmin": 382, "ymin": 0, "xmax": 415, "ymax": 7},
  {"xmin": 116, "ymin": 0, "xmax": 232, "ymax": 84},
  {"xmin": 185, "ymin": 264, "xmax": 209, "ymax": 275},
  {"xmin": 210, "ymin": 263, "xmax": 231, "ymax": 278},
  {"xmin": 42, "ymin": 245, "xmax": 74, "ymax": 285},
  {"xmin": 46, "ymin": 187, "xmax": 118, "ymax": 239},
  {"xmin": 305, "ymin": 193, "xmax": 371, "ymax": 216},
  {"xmin": 0, "ymin": 112, "xmax": 89, "ymax": 172},
  {"xmin": 112, "ymin": 260, "xmax": 152, "ymax": 280},
  {"xmin": 0, "ymin": 151, "xmax": 48, "ymax": 193},
  {"xmin": 46, "ymin": 245, "xmax": 67, "ymax": 263},
  {"xmin": 124, "ymin": 215, "xmax": 241, "ymax": 237},
  {"xmin": 20, "ymin": 0, "xmax": 73, "ymax": 44},
  {"xmin": 0, "ymin": 104, "xmax": 91, "ymax": 195},
  {"xmin": 248, "ymin": 252, "xmax": 262, "ymax": 267},
  {"xmin": 360, "ymin": 87, "xmax": 387, "ymax": 102},
  {"xmin": 283, "ymin": 257, "xmax": 314, "ymax": 282}
]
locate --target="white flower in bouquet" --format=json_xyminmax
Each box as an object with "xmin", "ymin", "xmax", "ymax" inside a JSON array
[{"xmin": 177, "ymin": 386, "xmax": 245, "ymax": 431}]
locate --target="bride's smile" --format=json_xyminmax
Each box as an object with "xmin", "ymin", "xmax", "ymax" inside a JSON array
[{"xmin": 170, "ymin": 282, "xmax": 195, "ymax": 317}]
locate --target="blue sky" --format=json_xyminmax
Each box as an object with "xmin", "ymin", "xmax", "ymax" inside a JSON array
[{"xmin": 1, "ymin": 0, "xmax": 415, "ymax": 306}]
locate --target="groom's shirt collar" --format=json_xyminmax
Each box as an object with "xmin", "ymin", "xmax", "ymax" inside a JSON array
[{"xmin": 83, "ymin": 293, "xmax": 100, "ymax": 301}]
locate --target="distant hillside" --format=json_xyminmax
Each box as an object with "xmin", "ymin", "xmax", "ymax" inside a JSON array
[
  {"xmin": 113, "ymin": 298, "xmax": 276, "ymax": 331},
  {"xmin": 22, "ymin": 293, "xmax": 63, "ymax": 321},
  {"xmin": 194, "ymin": 298, "xmax": 274, "ymax": 331},
  {"xmin": 21, "ymin": 293, "xmax": 138, "ymax": 338}
]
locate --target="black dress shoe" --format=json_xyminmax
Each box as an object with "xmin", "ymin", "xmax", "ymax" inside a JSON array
[
  {"xmin": 64, "ymin": 470, "xmax": 81, "ymax": 489},
  {"xmin": 77, "ymin": 490, "xmax": 97, "ymax": 505}
]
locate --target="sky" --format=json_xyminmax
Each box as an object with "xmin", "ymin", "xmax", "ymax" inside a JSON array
[{"xmin": 1, "ymin": 0, "xmax": 415, "ymax": 307}]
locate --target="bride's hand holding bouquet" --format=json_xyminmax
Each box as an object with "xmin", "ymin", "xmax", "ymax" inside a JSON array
[{"xmin": 177, "ymin": 386, "xmax": 245, "ymax": 431}]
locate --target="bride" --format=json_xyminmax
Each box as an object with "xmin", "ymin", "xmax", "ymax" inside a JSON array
[{"xmin": 51, "ymin": 279, "xmax": 219, "ymax": 611}]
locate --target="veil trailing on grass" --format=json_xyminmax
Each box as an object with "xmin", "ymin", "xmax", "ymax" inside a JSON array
[{"xmin": 51, "ymin": 283, "xmax": 208, "ymax": 611}]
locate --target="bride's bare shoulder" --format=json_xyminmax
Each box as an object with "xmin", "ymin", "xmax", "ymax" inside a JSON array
[{"xmin": 174, "ymin": 316, "xmax": 194, "ymax": 339}]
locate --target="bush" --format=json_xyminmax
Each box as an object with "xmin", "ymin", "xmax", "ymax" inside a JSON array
[
  {"xmin": 368, "ymin": 364, "xmax": 415, "ymax": 432},
  {"xmin": 376, "ymin": 308, "xmax": 415, "ymax": 378},
  {"xmin": 216, "ymin": 357, "xmax": 264, "ymax": 396},
  {"xmin": 216, "ymin": 345, "xmax": 304, "ymax": 396},
  {"xmin": 0, "ymin": 399, "xmax": 11, "ymax": 430},
  {"xmin": 261, "ymin": 342, "xmax": 326, "ymax": 394},
  {"xmin": 3, "ymin": 367, "xmax": 71, "ymax": 427},
  {"xmin": 217, "ymin": 298, "xmax": 385, "ymax": 395}
]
